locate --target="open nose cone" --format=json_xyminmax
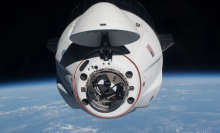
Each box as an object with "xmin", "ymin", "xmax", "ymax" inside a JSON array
[{"xmin": 70, "ymin": 3, "xmax": 140, "ymax": 47}]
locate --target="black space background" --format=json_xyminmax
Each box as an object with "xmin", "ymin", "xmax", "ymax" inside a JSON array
[{"xmin": 0, "ymin": 0, "xmax": 219, "ymax": 83}]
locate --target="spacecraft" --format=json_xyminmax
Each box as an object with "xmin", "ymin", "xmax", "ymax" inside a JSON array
[{"xmin": 47, "ymin": 0, "xmax": 174, "ymax": 118}]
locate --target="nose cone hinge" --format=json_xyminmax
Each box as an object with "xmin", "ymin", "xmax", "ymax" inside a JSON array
[{"xmin": 99, "ymin": 33, "xmax": 112, "ymax": 61}]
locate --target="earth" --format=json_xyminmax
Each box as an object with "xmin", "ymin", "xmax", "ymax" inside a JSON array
[{"xmin": 0, "ymin": 74, "xmax": 220, "ymax": 133}]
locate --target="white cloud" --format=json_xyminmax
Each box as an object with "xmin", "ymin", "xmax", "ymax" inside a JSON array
[
  {"xmin": 4, "ymin": 124, "xmax": 27, "ymax": 132},
  {"xmin": 193, "ymin": 99, "xmax": 211, "ymax": 101},
  {"xmin": 61, "ymin": 124, "xmax": 74, "ymax": 130},
  {"xmin": 170, "ymin": 98, "xmax": 178, "ymax": 101},
  {"xmin": 125, "ymin": 126, "xmax": 152, "ymax": 133},
  {"xmin": 161, "ymin": 88, "xmax": 167, "ymax": 91},
  {"xmin": 150, "ymin": 116, "xmax": 184, "ymax": 133},
  {"xmin": 18, "ymin": 97, "xmax": 29, "ymax": 99},
  {"xmin": 91, "ymin": 118, "xmax": 104, "ymax": 122},
  {"xmin": 47, "ymin": 100, "xmax": 64, "ymax": 105},
  {"xmin": 0, "ymin": 100, "xmax": 74, "ymax": 132},
  {"xmin": 187, "ymin": 112, "xmax": 220, "ymax": 117},
  {"xmin": 70, "ymin": 126, "xmax": 98, "ymax": 133},
  {"xmin": 168, "ymin": 105, "xmax": 187, "ymax": 111},
  {"xmin": 175, "ymin": 89, "xmax": 191, "ymax": 95},
  {"xmin": 211, "ymin": 120, "xmax": 220, "ymax": 125},
  {"xmin": 44, "ymin": 123, "xmax": 98, "ymax": 133},
  {"xmin": 0, "ymin": 105, "xmax": 47, "ymax": 115},
  {"xmin": 141, "ymin": 105, "xmax": 187, "ymax": 111},
  {"xmin": 155, "ymin": 98, "xmax": 161, "ymax": 100},
  {"xmin": 0, "ymin": 100, "xmax": 65, "ymax": 116},
  {"xmin": 0, "ymin": 97, "xmax": 7, "ymax": 100},
  {"xmin": 68, "ymin": 115, "xmax": 90, "ymax": 122},
  {"xmin": 180, "ymin": 97, "xmax": 187, "ymax": 100},
  {"xmin": 180, "ymin": 83, "xmax": 191, "ymax": 86}
]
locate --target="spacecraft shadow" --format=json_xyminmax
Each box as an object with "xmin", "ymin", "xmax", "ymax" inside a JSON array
[{"xmin": 60, "ymin": 43, "xmax": 130, "ymax": 67}]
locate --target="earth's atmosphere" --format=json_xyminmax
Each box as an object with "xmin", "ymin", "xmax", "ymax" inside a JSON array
[{"xmin": 0, "ymin": 74, "xmax": 220, "ymax": 133}]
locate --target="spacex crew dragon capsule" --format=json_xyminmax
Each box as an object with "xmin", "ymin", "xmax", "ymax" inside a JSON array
[{"xmin": 47, "ymin": 0, "xmax": 174, "ymax": 119}]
